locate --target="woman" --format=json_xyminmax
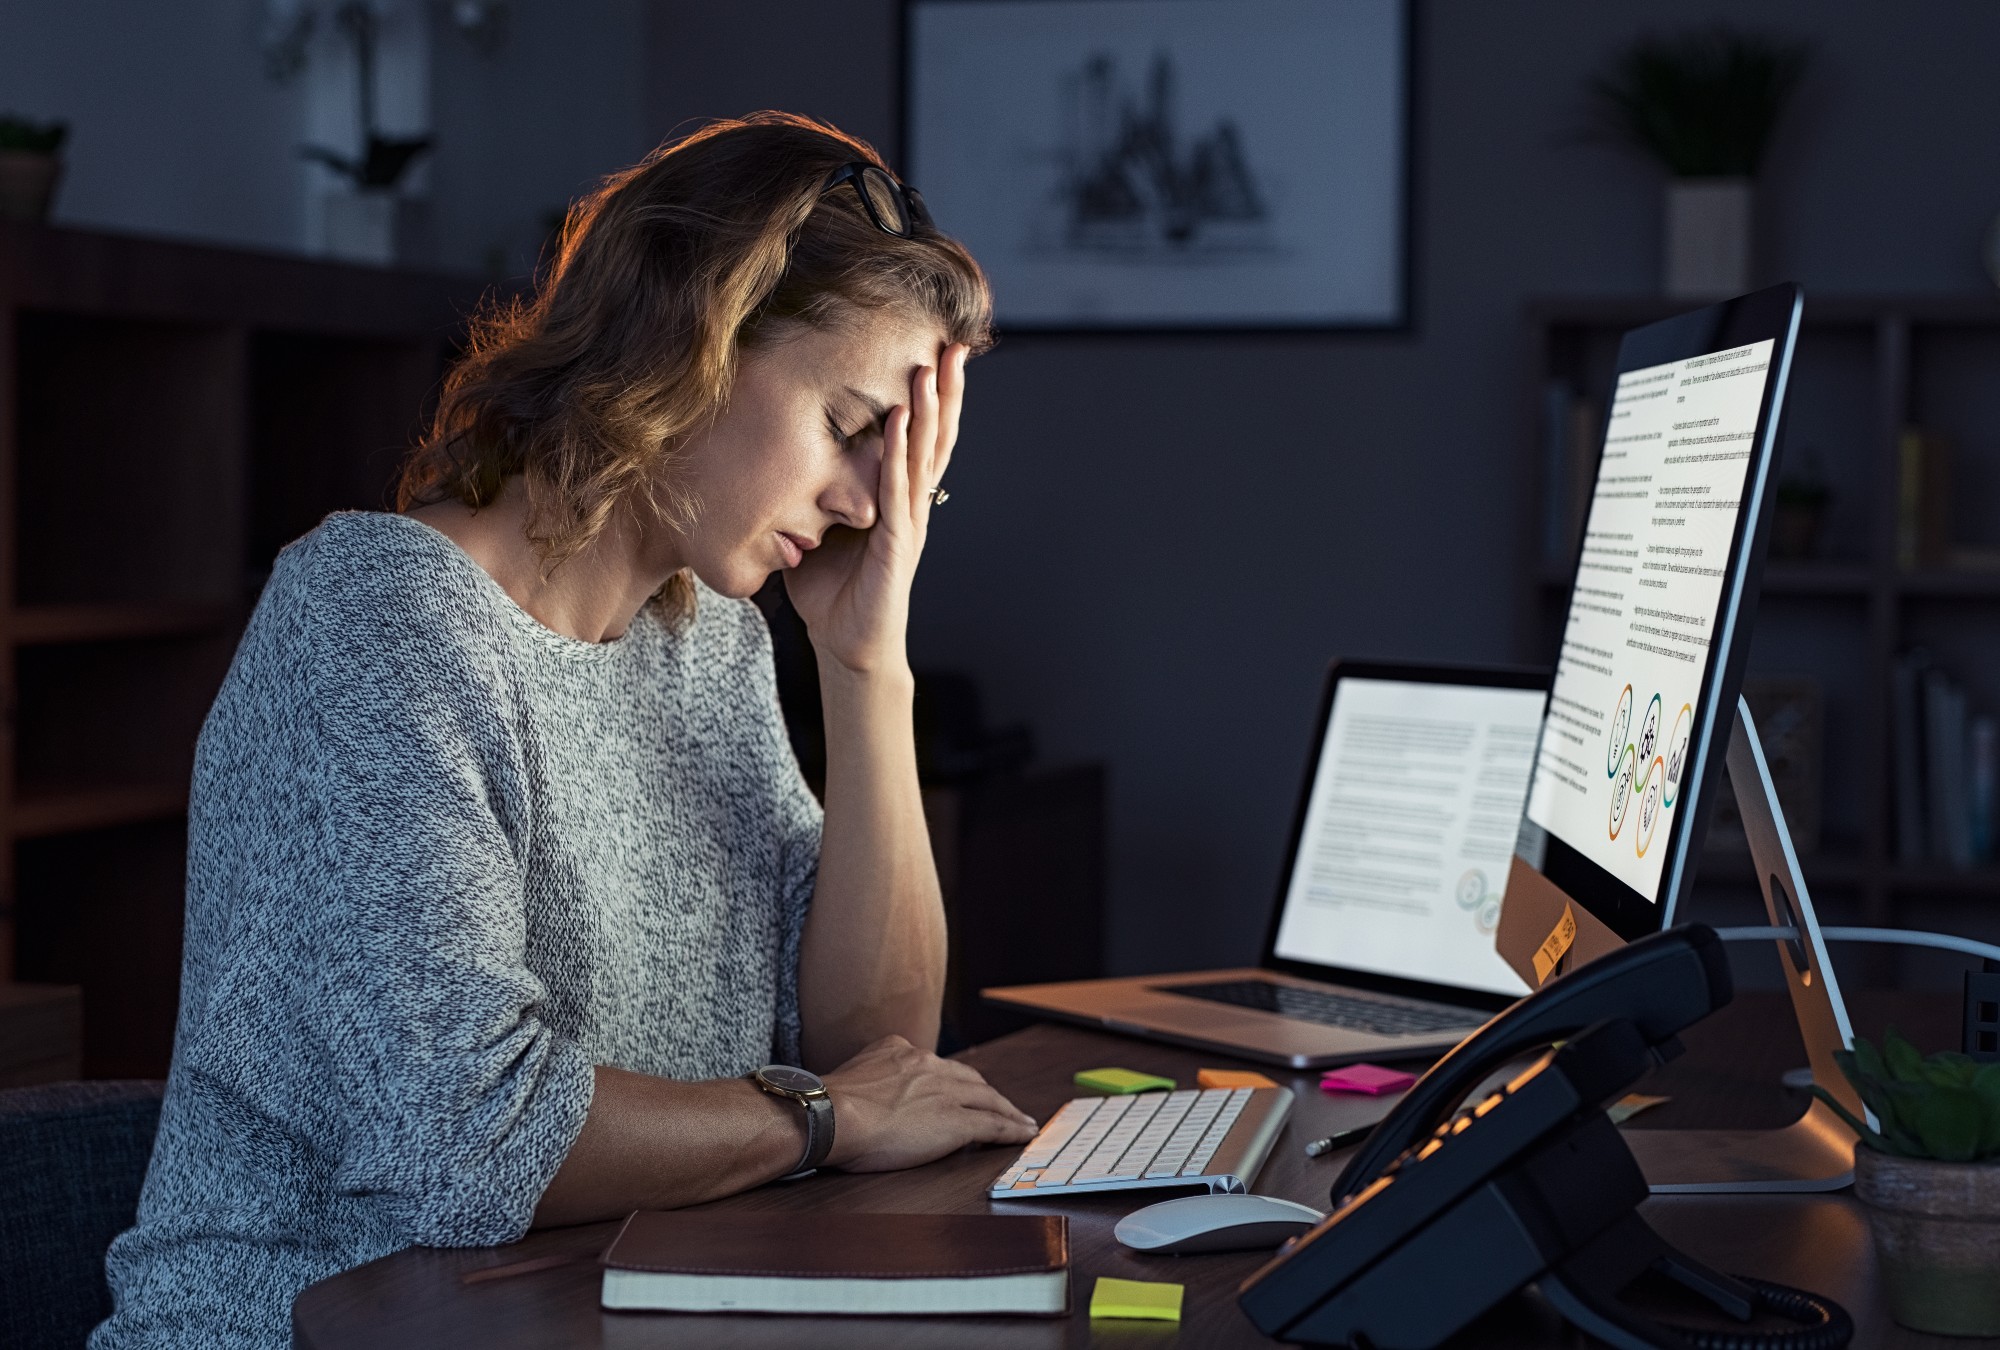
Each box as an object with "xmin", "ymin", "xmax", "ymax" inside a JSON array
[{"xmin": 94, "ymin": 112, "xmax": 1038, "ymax": 1349}]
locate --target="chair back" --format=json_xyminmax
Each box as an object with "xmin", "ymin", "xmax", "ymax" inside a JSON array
[{"xmin": 0, "ymin": 1080, "xmax": 165, "ymax": 1349}]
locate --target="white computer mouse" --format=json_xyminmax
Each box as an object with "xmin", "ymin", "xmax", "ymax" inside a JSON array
[{"xmin": 1113, "ymin": 1192, "xmax": 1327, "ymax": 1255}]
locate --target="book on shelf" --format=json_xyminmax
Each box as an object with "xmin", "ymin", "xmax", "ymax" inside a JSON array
[
  {"xmin": 1893, "ymin": 650, "xmax": 1999, "ymax": 869},
  {"xmin": 598, "ymin": 1210, "xmax": 1070, "ymax": 1316},
  {"xmin": 1896, "ymin": 428, "xmax": 1954, "ymax": 569}
]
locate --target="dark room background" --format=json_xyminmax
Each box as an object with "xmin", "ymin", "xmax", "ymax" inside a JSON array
[{"xmin": 8, "ymin": 0, "xmax": 1999, "ymax": 981}]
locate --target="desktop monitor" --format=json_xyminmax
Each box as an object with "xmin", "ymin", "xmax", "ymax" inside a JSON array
[{"xmin": 1496, "ymin": 283, "xmax": 1805, "ymax": 989}]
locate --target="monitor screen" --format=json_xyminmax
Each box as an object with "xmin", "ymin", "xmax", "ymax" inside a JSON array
[
  {"xmin": 1271, "ymin": 675, "xmax": 1545, "ymax": 997},
  {"xmin": 1524, "ymin": 338, "xmax": 1778, "ymax": 906}
]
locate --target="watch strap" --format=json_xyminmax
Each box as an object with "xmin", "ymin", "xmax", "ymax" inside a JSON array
[{"xmin": 796, "ymin": 1093, "xmax": 835, "ymax": 1175}]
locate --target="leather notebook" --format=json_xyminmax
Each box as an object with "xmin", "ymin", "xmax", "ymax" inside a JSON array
[{"xmin": 600, "ymin": 1210, "xmax": 1070, "ymax": 1316}]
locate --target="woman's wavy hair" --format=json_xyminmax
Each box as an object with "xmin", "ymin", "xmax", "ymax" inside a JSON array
[{"xmin": 397, "ymin": 111, "xmax": 993, "ymax": 621}]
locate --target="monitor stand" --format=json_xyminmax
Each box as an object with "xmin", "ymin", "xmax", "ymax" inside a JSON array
[{"xmin": 1625, "ymin": 696, "xmax": 1867, "ymax": 1194}]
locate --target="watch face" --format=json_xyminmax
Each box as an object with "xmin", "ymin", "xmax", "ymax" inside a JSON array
[{"xmin": 759, "ymin": 1065, "xmax": 824, "ymax": 1095}]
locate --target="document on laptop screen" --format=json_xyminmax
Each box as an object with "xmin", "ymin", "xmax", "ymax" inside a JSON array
[{"xmin": 1271, "ymin": 679, "xmax": 1545, "ymax": 997}]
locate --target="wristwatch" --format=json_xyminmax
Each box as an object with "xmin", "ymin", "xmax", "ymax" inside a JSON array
[{"xmin": 752, "ymin": 1064, "xmax": 836, "ymax": 1178}]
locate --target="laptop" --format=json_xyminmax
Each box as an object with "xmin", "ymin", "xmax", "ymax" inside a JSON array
[{"xmin": 984, "ymin": 660, "xmax": 1547, "ymax": 1068}]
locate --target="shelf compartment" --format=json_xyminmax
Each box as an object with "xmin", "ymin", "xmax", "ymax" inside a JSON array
[
  {"xmin": 11, "ymin": 819, "xmax": 187, "ymax": 1078},
  {"xmin": 247, "ymin": 331, "xmax": 443, "ymax": 576},
  {"xmin": 12, "ymin": 632, "xmax": 235, "ymax": 833},
  {"xmin": 1882, "ymin": 866, "xmax": 2000, "ymax": 896},
  {"xmin": 1701, "ymin": 846, "xmax": 1868, "ymax": 888},
  {"xmin": 13, "ymin": 312, "xmax": 247, "ymax": 607},
  {"xmin": 1897, "ymin": 569, "xmax": 2000, "ymax": 598},
  {"xmin": 11, "ymin": 603, "xmax": 242, "ymax": 646},
  {"xmin": 10, "ymin": 784, "xmax": 189, "ymax": 839}
]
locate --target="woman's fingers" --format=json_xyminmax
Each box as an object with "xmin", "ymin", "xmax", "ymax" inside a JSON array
[
  {"xmin": 933, "ymin": 344, "xmax": 967, "ymax": 488},
  {"xmin": 961, "ymin": 1107, "xmax": 1040, "ymax": 1145},
  {"xmin": 906, "ymin": 363, "xmax": 939, "ymax": 512},
  {"xmin": 877, "ymin": 404, "xmax": 912, "ymax": 542}
]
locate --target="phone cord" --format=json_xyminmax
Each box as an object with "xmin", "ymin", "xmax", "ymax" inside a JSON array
[{"xmin": 1670, "ymin": 1274, "xmax": 1853, "ymax": 1350}]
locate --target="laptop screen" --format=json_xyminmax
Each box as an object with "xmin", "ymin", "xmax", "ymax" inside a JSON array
[{"xmin": 1270, "ymin": 676, "xmax": 1544, "ymax": 997}]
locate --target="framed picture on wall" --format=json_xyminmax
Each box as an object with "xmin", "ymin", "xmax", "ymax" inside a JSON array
[{"xmin": 903, "ymin": 0, "xmax": 1411, "ymax": 332}]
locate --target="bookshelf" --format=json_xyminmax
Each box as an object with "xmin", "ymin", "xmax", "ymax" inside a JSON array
[
  {"xmin": 1520, "ymin": 294, "xmax": 2000, "ymax": 959},
  {"xmin": 0, "ymin": 223, "xmax": 490, "ymax": 1077}
]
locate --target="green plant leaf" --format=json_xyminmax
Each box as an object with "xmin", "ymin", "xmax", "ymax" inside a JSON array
[
  {"xmin": 1910, "ymin": 1087, "xmax": 1985, "ymax": 1162},
  {"xmin": 1585, "ymin": 26, "xmax": 1809, "ymax": 177},
  {"xmin": 1920, "ymin": 1057, "xmax": 1978, "ymax": 1090},
  {"xmin": 1847, "ymin": 1038, "xmax": 1888, "ymax": 1087},
  {"xmin": 1810, "ymin": 1085, "xmax": 1904, "ymax": 1155},
  {"xmin": 1973, "ymin": 1064, "xmax": 2000, "ymax": 1157},
  {"xmin": 1851, "ymin": 1075, "xmax": 1904, "ymax": 1130},
  {"xmin": 1883, "ymin": 1027, "xmax": 1926, "ymax": 1083}
]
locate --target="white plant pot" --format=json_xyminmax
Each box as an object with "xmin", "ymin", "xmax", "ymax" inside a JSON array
[
  {"xmin": 1664, "ymin": 177, "xmax": 1753, "ymax": 300},
  {"xmin": 322, "ymin": 190, "xmax": 433, "ymax": 268}
]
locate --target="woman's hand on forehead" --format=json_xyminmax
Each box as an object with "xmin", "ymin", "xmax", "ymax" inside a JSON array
[{"xmin": 783, "ymin": 338, "xmax": 967, "ymax": 676}]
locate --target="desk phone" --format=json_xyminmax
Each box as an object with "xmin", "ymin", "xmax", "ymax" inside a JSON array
[{"xmin": 1237, "ymin": 925, "xmax": 1854, "ymax": 1350}]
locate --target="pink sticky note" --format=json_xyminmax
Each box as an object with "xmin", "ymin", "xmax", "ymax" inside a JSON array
[{"xmin": 1320, "ymin": 1063, "xmax": 1417, "ymax": 1096}]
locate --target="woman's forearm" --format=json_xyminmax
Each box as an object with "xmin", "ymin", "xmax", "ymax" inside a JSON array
[
  {"xmin": 531, "ymin": 1066, "xmax": 807, "ymax": 1226},
  {"xmin": 796, "ymin": 659, "xmax": 948, "ymax": 1069}
]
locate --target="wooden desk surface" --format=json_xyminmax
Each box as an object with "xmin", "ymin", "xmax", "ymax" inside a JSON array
[{"xmin": 293, "ymin": 993, "xmax": 1987, "ymax": 1349}]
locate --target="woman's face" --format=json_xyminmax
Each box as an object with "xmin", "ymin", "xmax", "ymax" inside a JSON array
[{"xmin": 671, "ymin": 310, "xmax": 948, "ymax": 599}]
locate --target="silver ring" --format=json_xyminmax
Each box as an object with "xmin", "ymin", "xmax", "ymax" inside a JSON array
[{"xmin": 927, "ymin": 487, "xmax": 950, "ymax": 505}]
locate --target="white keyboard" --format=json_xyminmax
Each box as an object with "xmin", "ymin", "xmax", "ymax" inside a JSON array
[{"xmin": 988, "ymin": 1086, "xmax": 1292, "ymax": 1198}]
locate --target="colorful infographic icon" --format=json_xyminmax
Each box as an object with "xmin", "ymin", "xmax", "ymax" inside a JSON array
[
  {"xmin": 1663, "ymin": 704, "xmax": 1693, "ymax": 808},
  {"xmin": 1606, "ymin": 685, "xmax": 1634, "ymax": 777},
  {"xmin": 1635, "ymin": 756, "xmax": 1667, "ymax": 857},
  {"xmin": 1608, "ymin": 744, "xmax": 1637, "ymax": 839},
  {"xmin": 1638, "ymin": 694, "xmax": 1662, "ymax": 764},
  {"xmin": 1476, "ymin": 898, "xmax": 1502, "ymax": 934},
  {"xmin": 1455, "ymin": 869, "xmax": 1488, "ymax": 910}
]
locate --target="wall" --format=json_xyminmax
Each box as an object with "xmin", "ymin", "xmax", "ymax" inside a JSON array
[
  {"xmin": 0, "ymin": 1, "xmax": 308, "ymax": 254},
  {"xmin": 0, "ymin": 0, "xmax": 647, "ymax": 273},
  {"xmin": 429, "ymin": 0, "xmax": 649, "ymax": 275},
  {"xmin": 643, "ymin": 0, "xmax": 2000, "ymax": 975}
]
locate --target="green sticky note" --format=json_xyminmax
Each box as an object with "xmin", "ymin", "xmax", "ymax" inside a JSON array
[
  {"xmin": 1091, "ymin": 1276, "xmax": 1184, "ymax": 1321},
  {"xmin": 1074, "ymin": 1067, "xmax": 1176, "ymax": 1094}
]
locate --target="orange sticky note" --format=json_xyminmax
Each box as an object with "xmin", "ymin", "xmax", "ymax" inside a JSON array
[{"xmin": 1198, "ymin": 1068, "xmax": 1279, "ymax": 1090}]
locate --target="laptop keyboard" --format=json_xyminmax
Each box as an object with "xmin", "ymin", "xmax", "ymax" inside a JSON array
[{"xmin": 1160, "ymin": 979, "xmax": 1485, "ymax": 1037}]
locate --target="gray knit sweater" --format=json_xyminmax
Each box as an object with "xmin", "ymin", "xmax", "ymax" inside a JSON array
[{"xmin": 91, "ymin": 512, "xmax": 822, "ymax": 1349}]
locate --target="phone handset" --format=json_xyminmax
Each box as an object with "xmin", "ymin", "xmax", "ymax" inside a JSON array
[{"xmin": 1329, "ymin": 923, "xmax": 1731, "ymax": 1208}]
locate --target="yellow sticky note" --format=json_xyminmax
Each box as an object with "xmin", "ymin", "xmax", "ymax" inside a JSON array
[
  {"xmin": 1197, "ymin": 1068, "xmax": 1279, "ymax": 1090},
  {"xmin": 1608, "ymin": 1092, "xmax": 1671, "ymax": 1125},
  {"xmin": 1532, "ymin": 902, "xmax": 1577, "ymax": 985},
  {"xmin": 1091, "ymin": 1276, "xmax": 1184, "ymax": 1322}
]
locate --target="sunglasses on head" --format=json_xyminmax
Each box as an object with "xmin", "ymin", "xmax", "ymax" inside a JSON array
[{"xmin": 821, "ymin": 162, "xmax": 933, "ymax": 238}]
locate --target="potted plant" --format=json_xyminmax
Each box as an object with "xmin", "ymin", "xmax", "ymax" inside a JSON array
[
  {"xmin": 1588, "ymin": 27, "xmax": 1808, "ymax": 299},
  {"xmin": 298, "ymin": 2, "xmax": 434, "ymax": 266},
  {"xmin": 0, "ymin": 113, "xmax": 68, "ymax": 224},
  {"xmin": 1813, "ymin": 1028, "xmax": 2000, "ymax": 1336}
]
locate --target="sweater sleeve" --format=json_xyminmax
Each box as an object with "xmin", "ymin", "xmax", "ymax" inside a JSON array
[{"xmin": 299, "ymin": 556, "xmax": 595, "ymax": 1249}]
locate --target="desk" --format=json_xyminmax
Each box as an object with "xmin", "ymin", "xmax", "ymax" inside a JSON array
[{"xmin": 294, "ymin": 995, "xmax": 1980, "ymax": 1348}]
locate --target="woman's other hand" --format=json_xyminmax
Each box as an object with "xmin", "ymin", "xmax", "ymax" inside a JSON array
[
  {"xmin": 821, "ymin": 1033, "xmax": 1037, "ymax": 1172},
  {"xmin": 784, "ymin": 341, "xmax": 966, "ymax": 676}
]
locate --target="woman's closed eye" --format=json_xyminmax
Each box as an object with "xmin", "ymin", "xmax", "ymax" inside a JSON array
[{"xmin": 827, "ymin": 410, "xmax": 884, "ymax": 451}]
